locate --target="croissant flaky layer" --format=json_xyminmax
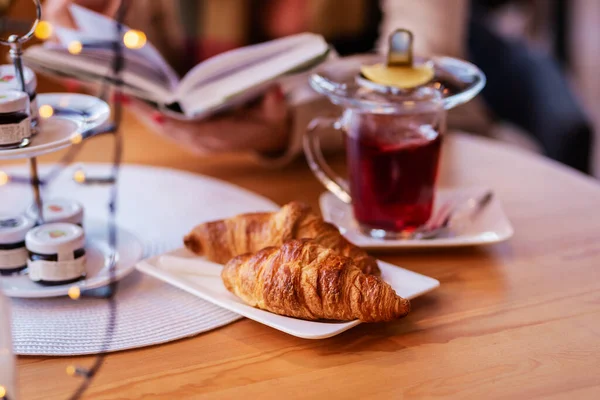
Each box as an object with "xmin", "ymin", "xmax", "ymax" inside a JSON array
[
  {"xmin": 222, "ymin": 240, "xmax": 410, "ymax": 322},
  {"xmin": 184, "ymin": 201, "xmax": 380, "ymax": 275}
]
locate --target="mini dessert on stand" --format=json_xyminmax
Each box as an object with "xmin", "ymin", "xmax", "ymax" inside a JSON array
[
  {"xmin": 0, "ymin": 90, "xmax": 31, "ymax": 149},
  {"xmin": 0, "ymin": 64, "xmax": 38, "ymax": 129},
  {"xmin": 25, "ymin": 222, "xmax": 86, "ymax": 285},
  {"xmin": 0, "ymin": 215, "xmax": 35, "ymax": 275},
  {"xmin": 27, "ymin": 199, "xmax": 84, "ymax": 226}
]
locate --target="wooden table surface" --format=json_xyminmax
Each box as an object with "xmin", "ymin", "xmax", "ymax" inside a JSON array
[{"xmin": 7, "ymin": 110, "xmax": 600, "ymax": 399}]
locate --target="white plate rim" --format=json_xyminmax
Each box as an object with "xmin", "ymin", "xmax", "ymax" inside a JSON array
[
  {"xmin": 319, "ymin": 188, "xmax": 514, "ymax": 249},
  {"xmin": 0, "ymin": 93, "xmax": 110, "ymax": 160},
  {"xmin": 136, "ymin": 249, "xmax": 440, "ymax": 339}
]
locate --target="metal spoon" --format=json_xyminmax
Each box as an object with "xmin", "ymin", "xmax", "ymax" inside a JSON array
[{"xmin": 408, "ymin": 191, "xmax": 494, "ymax": 240}]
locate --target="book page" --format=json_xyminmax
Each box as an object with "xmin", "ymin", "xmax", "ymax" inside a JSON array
[
  {"xmin": 178, "ymin": 40, "xmax": 328, "ymax": 117},
  {"xmin": 68, "ymin": 4, "xmax": 180, "ymax": 89},
  {"xmin": 175, "ymin": 33, "xmax": 324, "ymax": 98},
  {"xmin": 52, "ymin": 27, "xmax": 171, "ymax": 85},
  {"xmin": 24, "ymin": 45, "xmax": 173, "ymax": 102}
]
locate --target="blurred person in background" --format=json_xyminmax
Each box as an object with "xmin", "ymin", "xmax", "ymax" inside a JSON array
[
  {"xmin": 41, "ymin": 0, "xmax": 593, "ymax": 173},
  {"xmin": 468, "ymin": 0, "xmax": 593, "ymax": 173}
]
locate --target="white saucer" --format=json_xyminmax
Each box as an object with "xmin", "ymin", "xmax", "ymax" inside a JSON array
[
  {"xmin": 0, "ymin": 93, "xmax": 110, "ymax": 160},
  {"xmin": 1, "ymin": 219, "xmax": 143, "ymax": 298},
  {"xmin": 320, "ymin": 188, "xmax": 514, "ymax": 249},
  {"xmin": 136, "ymin": 248, "xmax": 440, "ymax": 339}
]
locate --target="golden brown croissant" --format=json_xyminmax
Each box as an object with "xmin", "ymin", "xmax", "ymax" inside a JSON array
[
  {"xmin": 222, "ymin": 239, "xmax": 409, "ymax": 322},
  {"xmin": 184, "ymin": 201, "xmax": 380, "ymax": 275}
]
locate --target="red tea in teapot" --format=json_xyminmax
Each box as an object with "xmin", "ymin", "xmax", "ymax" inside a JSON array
[{"xmin": 345, "ymin": 112, "xmax": 443, "ymax": 233}]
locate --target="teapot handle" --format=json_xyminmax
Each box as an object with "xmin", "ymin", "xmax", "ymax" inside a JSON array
[{"xmin": 303, "ymin": 117, "xmax": 352, "ymax": 204}]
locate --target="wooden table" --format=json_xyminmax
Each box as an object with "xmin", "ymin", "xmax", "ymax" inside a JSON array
[{"xmin": 9, "ymin": 110, "xmax": 600, "ymax": 399}]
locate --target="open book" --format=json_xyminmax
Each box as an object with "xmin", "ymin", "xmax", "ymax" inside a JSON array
[{"xmin": 24, "ymin": 5, "xmax": 330, "ymax": 120}]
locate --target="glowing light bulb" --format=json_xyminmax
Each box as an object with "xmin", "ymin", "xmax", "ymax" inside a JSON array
[
  {"xmin": 0, "ymin": 171, "xmax": 8, "ymax": 186},
  {"xmin": 73, "ymin": 169, "xmax": 86, "ymax": 184},
  {"xmin": 71, "ymin": 134, "xmax": 83, "ymax": 145},
  {"xmin": 66, "ymin": 365, "xmax": 76, "ymax": 376},
  {"xmin": 39, "ymin": 104, "xmax": 54, "ymax": 118},
  {"xmin": 123, "ymin": 30, "xmax": 146, "ymax": 49},
  {"xmin": 68, "ymin": 41, "xmax": 83, "ymax": 55},
  {"xmin": 0, "ymin": 385, "xmax": 6, "ymax": 398},
  {"xmin": 68, "ymin": 286, "xmax": 81, "ymax": 300},
  {"xmin": 34, "ymin": 20, "xmax": 53, "ymax": 40}
]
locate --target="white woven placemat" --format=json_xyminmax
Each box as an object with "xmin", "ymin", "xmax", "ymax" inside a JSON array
[
  {"xmin": 2, "ymin": 164, "xmax": 279, "ymax": 356},
  {"xmin": 10, "ymin": 272, "xmax": 241, "ymax": 356}
]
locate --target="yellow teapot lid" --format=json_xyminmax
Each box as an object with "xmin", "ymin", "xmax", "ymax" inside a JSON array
[
  {"xmin": 360, "ymin": 63, "xmax": 434, "ymax": 89},
  {"xmin": 360, "ymin": 29, "xmax": 434, "ymax": 89}
]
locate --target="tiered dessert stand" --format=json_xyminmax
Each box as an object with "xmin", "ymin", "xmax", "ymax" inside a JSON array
[
  {"xmin": 0, "ymin": 0, "xmax": 143, "ymax": 299},
  {"xmin": 0, "ymin": 1, "xmax": 144, "ymax": 398}
]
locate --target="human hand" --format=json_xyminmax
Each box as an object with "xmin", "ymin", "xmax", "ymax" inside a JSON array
[{"xmin": 129, "ymin": 86, "xmax": 292, "ymax": 155}]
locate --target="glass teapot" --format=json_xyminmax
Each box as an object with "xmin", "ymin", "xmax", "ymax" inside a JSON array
[{"xmin": 303, "ymin": 29, "xmax": 486, "ymax": 238}]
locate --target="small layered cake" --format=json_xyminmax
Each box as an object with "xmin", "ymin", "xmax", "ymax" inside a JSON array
[
  {"xmin": 0, "ymin": 64, "xmax": 38, "ymax": 128},
  {"xmin": 26, "ymin": 223, "xmax": 86, "ymax": 285},
  {"xmin": 0, "ymin": 215, "xmax": 35, "ymax": 275},
  {"xmin": 27, "ymin": 199, "xmax": 84, "ymax": 226},
  {"xmin": 0, "ymin": 90, "xmax": 31, "ymax": 149}
]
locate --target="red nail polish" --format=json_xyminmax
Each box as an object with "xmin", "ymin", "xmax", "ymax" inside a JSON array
[
  {"xmin": 112, "ymin": 92, "xmax": 131, "ymax": 104},
  {"xmin": 120, "ymin": 93, "xmax": 131, "ymax": 104},
  {"xmin": 65, "ymin": 79, "xmax": 80, "ymax": 92},
  {"xmin": 274, "ymin": 86, "xmax": 285, "ymax": 101},
  {"xmin": 151, "ymin": 112, "xmax": 165, "ymax": 124}
]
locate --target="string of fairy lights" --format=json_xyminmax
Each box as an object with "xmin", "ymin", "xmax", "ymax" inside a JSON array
[{"xmin": 0, "ymin": 1, "xmax": 147, "ymax": 399}]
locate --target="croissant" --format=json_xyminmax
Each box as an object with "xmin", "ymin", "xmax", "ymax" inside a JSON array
[
  {"xmin": 184, "ymin": 201, "xmax": 380, "ymax": 275},
  {"xmin": 222, "ymin": 239, "xmax": 409, "ymax": 322}
]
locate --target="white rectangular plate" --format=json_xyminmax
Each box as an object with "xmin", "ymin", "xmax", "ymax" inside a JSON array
[{"xmin": 136, "ymin": 248, "xmax": 440, "ymax": 339}]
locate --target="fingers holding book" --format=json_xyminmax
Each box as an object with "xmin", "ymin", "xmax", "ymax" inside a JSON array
[{"xmin": 128, "ymin": 86, "xmax": 292, "ymax": 155}]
